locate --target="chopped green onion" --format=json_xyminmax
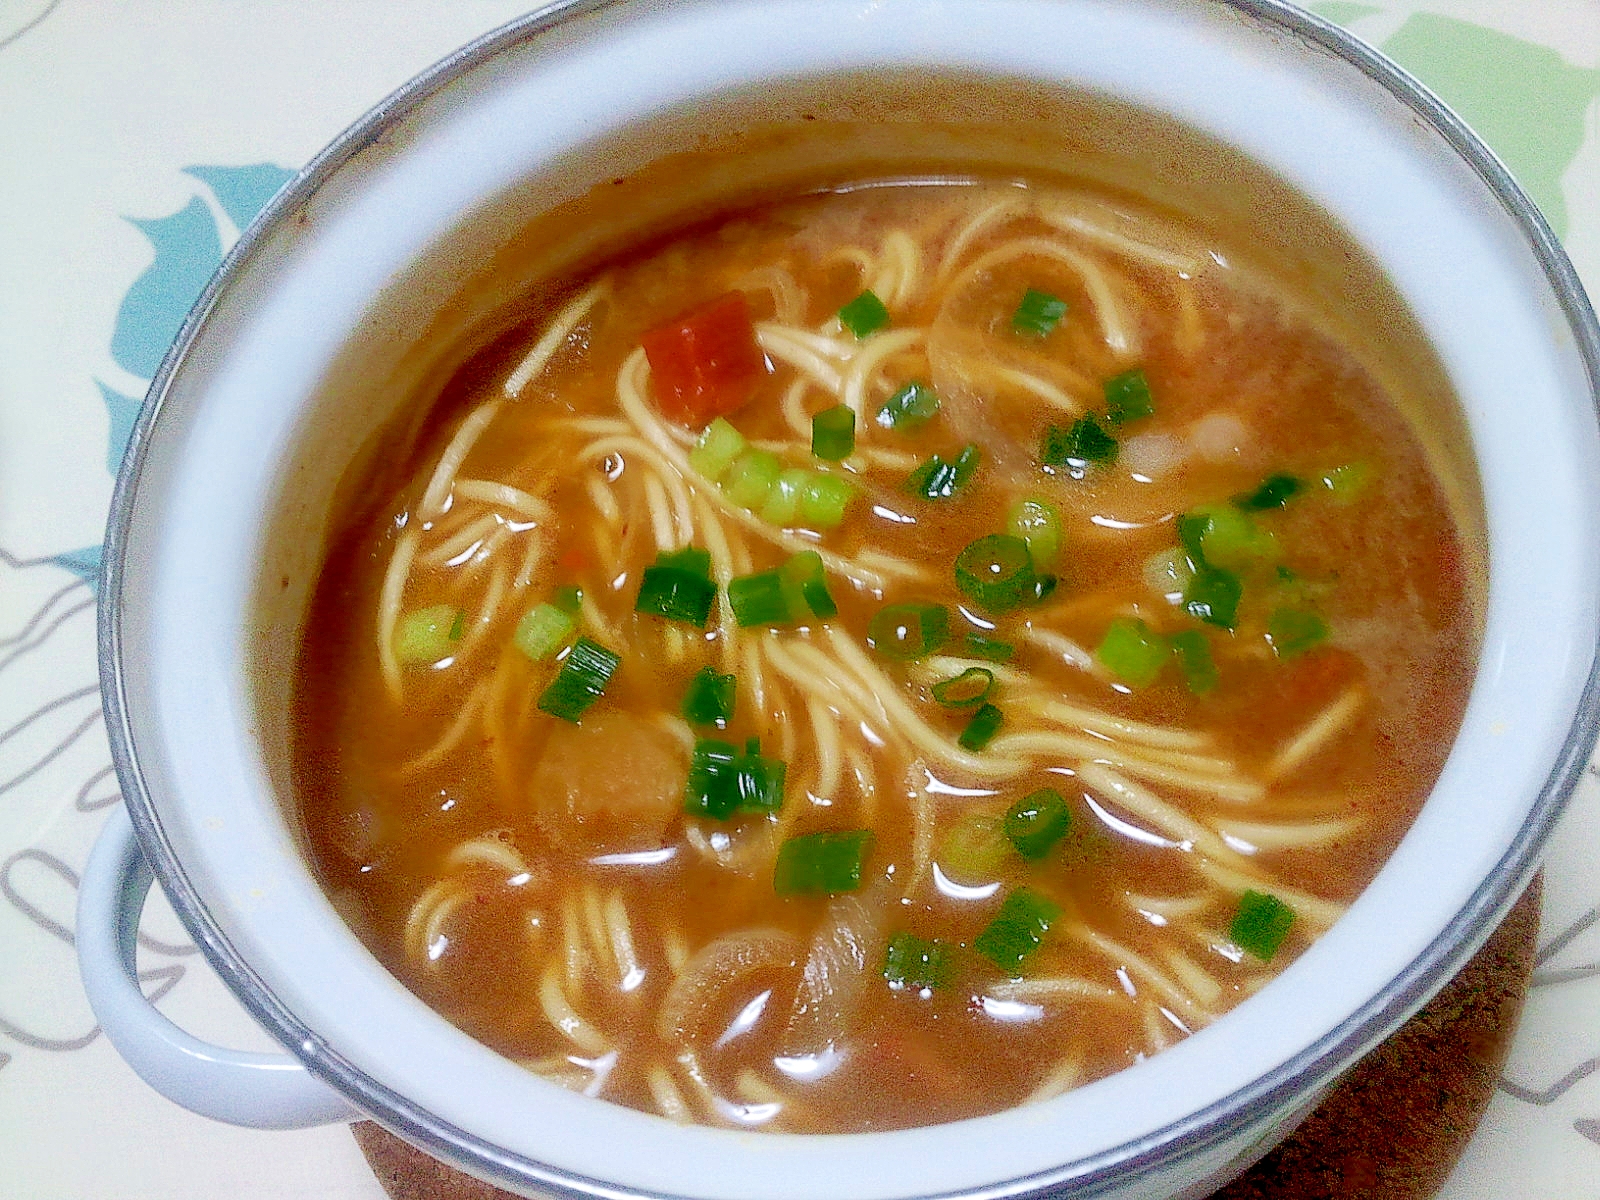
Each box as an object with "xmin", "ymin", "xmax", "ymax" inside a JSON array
[
  {"xmin": 883, "ymin": 931, "xmax": 954, "ymax": 991},
  {"xmin": 931, "ymin": 667, "xmax": 996, "ymax": 708},
  {"xmin": 689, "ymin": 417, "xmax": 747, "ymax": 479},
  {"xmin": 954, "ymin": 534, "xmax": 1036, "ymax": 614},
  {"xmin": 727, "ymin": 570, "xmax": 790, "ymax": 628},
  {"xmin": 1143, "ymin": 546, "xmax": 1195, "ymax": 600},
  {"xmin": 635, "ymin": 548, "xmax": 716, "ymax": 627},
  {"xmin": 974, "ymin": 887, "xmax": 1061, "ymax": 972},
  {"xmin": 958, "ymin": 702, "xmax": 1005, "ymax": 751},
  {"xmin": 810, "ymin": 405, "xmax": 856, "ymax": 461},
  {"xmin": 1008, "ymin": 498, "xmax": 1063, "ymax": 568},
  {"xmin": 551, "ymin": 585, "xmax": 584, "ymax": 615},
  {"xmin": 1004, "ymin": 788, "xmax": 1071, "ymax": 860},
  {"xmin": 1184, "ymin": 566, "xmax": 1243, "ymax": 630},
  {"xmin": 396, "ymin": 604, "xmax": 462, "ymax": 665},
  {"xmin": 1319, "ymin": 461, "xmax": 1371, "ymax": 502},
  {"xmin": 735, "ymin": 738, "xmax": 787, "ymax": 814},
  {"xmin": 682, "ymin": 666, "xmax": 736, "ymax": 729},
  {"xmin": 513, "ymin": 603, "xmax": 576, "ymax": 662},
  {"xmin": 962, "ymin": 633, "xmax": 1015, "ymax": 662},
  {"xmin": 1095, "ymin": 617, "xmax": 1169, "ymax": 688},
  {"xmin": 1236, "ymin": 473, "xmax": 1303, "ymax": 511},
  {"xmin": 683, "ymin": 736, "xmax": 787, "ymax": 820},
  {"xmin": 536, "ymin": 637, "xmax": 620, "ymax": 722},
  {"xmin": 1267, "ymin": 607, "xmax": 1329, "ymax": 659},
  {"xmin": 1170, "ymin": 629, "xmax": 1219, "ymax": 695},
  {"xmin": 1179, "ymin": 504, "xmax": 1278, "ymax": 570},
  {"xmin": 779, "ymin": 549, "xmax": 837, "ymax": 620},
  {"xmin": 1042, "ymin": 415, "xmax": 1118, "ymax": 467},
  {"xmin": 727, "ymin": 553, "xmax": 835, "ymax": 627},
  {"xmin": 759, "ymin": 467, "xmax": 810, "ymax": 527},
  {"xmin": 1230, "ymin": 890, "xmax": 1296, "ymax": 961},
  {"xmin": 1011, "ymin": 288, "xmax": 1068, "ymax": 338},
  {"xmin": 838, "ymin": 290, "xmax": 890, "ymax": 339},
  {"xmin": 1104, "ymin": 368, "xmax": 1155, "ymax": 424},
  {"xmin": 799, "ymin": 471, "xmax": 856, "ymax": 528},
  {"xmin": 774, "ymin": 830, "xmax": 874, "ymax": 895},
  {"xmin": 867, "ymin": 602, "xmax": 950, "ymax": 661},
  {"xmin": 722, "ymin": 448, "xmax": 783, "ymax": 511},
  {"xmin": 876, "ymin": 380, "xmax": 940, "ymax": 430},
  {"xmin": 905, "ymin": 444, "xmax": 980, "ymax": 500},
  {"xmin": 940, "ymin": 811, "xmax": 1011, "ymax": 880}
]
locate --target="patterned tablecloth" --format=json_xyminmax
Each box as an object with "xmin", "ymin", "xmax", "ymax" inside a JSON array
[{"xmin": 1, "ymin": 2, "xmax": 1596, "ymax": 1197}]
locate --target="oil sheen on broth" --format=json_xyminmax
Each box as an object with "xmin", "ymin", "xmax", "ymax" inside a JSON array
[{"xmin": 292, "ymin": 179, "xmax": 1475, "ymax": 1133}]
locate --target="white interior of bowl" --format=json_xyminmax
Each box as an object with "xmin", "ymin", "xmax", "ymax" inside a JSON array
[{"xmin": 109, "ymin": 1, "xmax": 1600, "ymax": 1198}]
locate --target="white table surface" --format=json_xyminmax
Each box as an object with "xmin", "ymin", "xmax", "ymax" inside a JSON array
[{"xmin": 1, "ymin": 2, "xmax": 1596, "ymax": 1196}]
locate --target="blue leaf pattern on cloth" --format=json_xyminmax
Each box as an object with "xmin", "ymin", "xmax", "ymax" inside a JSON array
[
  {"xmin": 182, "ymin": 163, "xmax": 294, "ymax": 234},
  {"xmin": 48, "ymin": 546, "xmax": 103, "ymax": 596},
  {"xmin": 95, "ymin": 380, "xmax": 141, "ymax": 478},
  {"xmin": 108, "ymin": 196, "xmax": 220, "ymax": 380}
]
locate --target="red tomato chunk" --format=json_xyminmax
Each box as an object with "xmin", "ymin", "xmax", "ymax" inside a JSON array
[{"xmin": 641, "ymin": 290, "xmax": 768, "ymax": 426}]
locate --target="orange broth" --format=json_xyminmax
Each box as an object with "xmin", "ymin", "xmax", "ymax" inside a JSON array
[{"xmin": 291, "ymin": 181, "xmax": 1476, "ymax": 1132}]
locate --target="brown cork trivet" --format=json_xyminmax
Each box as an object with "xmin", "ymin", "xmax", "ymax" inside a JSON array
[{"xmin": 353, "ymin": 878, "xmax": 1541, "ymax": 1200}]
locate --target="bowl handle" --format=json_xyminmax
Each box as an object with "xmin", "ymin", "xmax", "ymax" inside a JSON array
[{"xmin": 77, "ymin": 805, "xmax": 361, "ymax": 1129}]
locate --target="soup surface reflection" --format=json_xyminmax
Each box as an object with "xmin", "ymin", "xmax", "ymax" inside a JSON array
[{"xmin": 292, "ymin": 181, "xmax": 1475, "ymax": 1132}]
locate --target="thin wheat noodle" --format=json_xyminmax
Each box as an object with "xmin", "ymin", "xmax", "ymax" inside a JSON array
[
  {"xmin": 421, "ymin": 400, "xmax": 502, "ymax": 517},
  {"xmin": 504, "ymin": 279, "xmax": 610, "ymax": 398}
]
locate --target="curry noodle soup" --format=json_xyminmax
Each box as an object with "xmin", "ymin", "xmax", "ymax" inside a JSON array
[{"xmin": 290, "ymin": 178, "xmax": 1478, "ymax": 1133}]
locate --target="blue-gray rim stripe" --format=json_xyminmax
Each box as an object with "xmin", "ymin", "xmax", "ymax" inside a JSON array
[{"xmin": 95, "ymin": 1, "xmax": 1600, "ymax": 1197}]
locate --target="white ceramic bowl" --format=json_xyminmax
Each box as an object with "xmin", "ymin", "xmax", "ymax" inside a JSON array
[{"xmin": 82, "ymin": 2, "xmax": 1600, "ymax": 1198}]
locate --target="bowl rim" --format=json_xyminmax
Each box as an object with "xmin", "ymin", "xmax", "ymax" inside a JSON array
[{"xmin": 98, "ymin": 0, "xmax": 1600, "ymax": 1197}]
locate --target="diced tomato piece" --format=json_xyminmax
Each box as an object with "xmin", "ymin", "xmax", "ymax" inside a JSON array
[{"xmin": 640, "ymin": 291, "xmax": 768, "ymax": 427}]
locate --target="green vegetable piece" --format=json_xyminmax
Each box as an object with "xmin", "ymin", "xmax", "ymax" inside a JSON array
[
  {"xmin": 940, "ymin": 811, "xmax": 1011, "ymax": 880},
  {"xmin": 838, "ymin": 290, "xmax": 890, "ymax": 339},
  {"xmin": 1104, "ymin": 368, "xmax": 1155, "ymax": 424},
  {"xmin": 883, "ymin": 931, "xmax": 954, "ymax": 991},
  {"xmin": 1236, "ymin": 473, "xmax": 1303, "ymax": 511},
  {"xmin": 931, "ymin": 667, "xmax": 996, "ymax": 709},
  {"xmin": 1267, "ymin": 607, "xmax": 1329, "ymax": 659},
  {"xmin": 1004, "ymin": 788, "xmax": 1071, "ymax": 859},
  {"xmin": 974, "ymin": 887, "xmax": 1062, "ymax": 972},
  {"xmin": 799, "ymin": 471, "xmax": 856, "ymax": 528},
  {"xmin": 395, "ymin": 604, "xmax": 462, "ymax": 665},
  {"xmin": 682, "ymin": 666, "xmax": 736, "ymax": 729},
  {"xmin": 876, "ymin": 380, "xmax": 941, "ymax": 430},
  {"xmin": 759, "ymin": 467, "xmax": 811, "ymax": 527},
  {"xmin": 635, "ymin": 548, "xmax": 717, "ymax": 627},
  {"xmin": 1184, "ymin": 566, "xmax": 1243, "ymax": 630},
  {"xmin": 1181, "ymin": 503, "xmax": 1277, "ymax": 570},
  {"xmin": 1042, "ymin": 415, "xmax": 1118, "ymax": 467},
  {"xmin": 536, "ymin": 637, "xmax": 621, "ymax": 722},
  {"xmin": 774, "ymin": 830, "xmax": 874, "ymax": 895},
  {"xmin": 722, "ymin": 448, "xmax": 783, "ymax": 511},
  {"xmin": 1230, "ymin": 890, "xmax": 1296, "ymax": 961},
  {"xmin": 958, "ymin": 702, "xmax": 1005, "ymax": 751},
  {"xmin": 727, "ymin": 569, "xmax": 791, "ymax": 627},
  {"xmin": 551, "ymin": 585, "xmax": 584, "ymax": 615},
  {"xmin": 1008, "ymin": 498, "xmax": 1062, "ymax": 568},
  {"xmin": 812, "ymin": 405, "xmax": 857, "ymax": 461},
  {"xmin": 779, "ymin": 550, "xmax": 837, "ymax": 620},
  {"xmin": 683, "ymin": 736, "xmax": 786, "ymax": 819},
  {"xmin": 1319, "ymin": 461, "xmax": 1371, "ymax": 502},
  {"xmin": 962, "ymin": 633, "xmax": 1016, "ymax": 662},
  {"xmin": 905, "ymin": 445, "xmax": 981, "ymax": 500},
  {"xmin": 1011, "ymin": 288, "xmax": 1068, "ymax": 338},
  {"xmin": 954, "ymin": 534, "xmax": 1037, "ymax": 614},
  {"xmin": 683, "ymin": 738, "xmax": 740, "ymax": 819},
  {"xmin": 1095, "ymin": 617, "xmax": 1169, "ymax": 688},
  {"xmin": 1170, "ymin": 629, "xmax": 1219, "ymax": 695},
  {"xmin": 513, "ymin": 603, "xmax": 576, "ymax": 662},
  {"xmin": 689, "ymin": 417, "xmax": 747, "ymax": 480},
  {"xmin": 867, "ymin": 602, "xmax": 950, "ymax": 661}
]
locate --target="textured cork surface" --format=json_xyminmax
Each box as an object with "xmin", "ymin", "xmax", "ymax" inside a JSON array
[{"xmin": 353, "ymin": 878, "xmax": 1541, "ymax": 1200}]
